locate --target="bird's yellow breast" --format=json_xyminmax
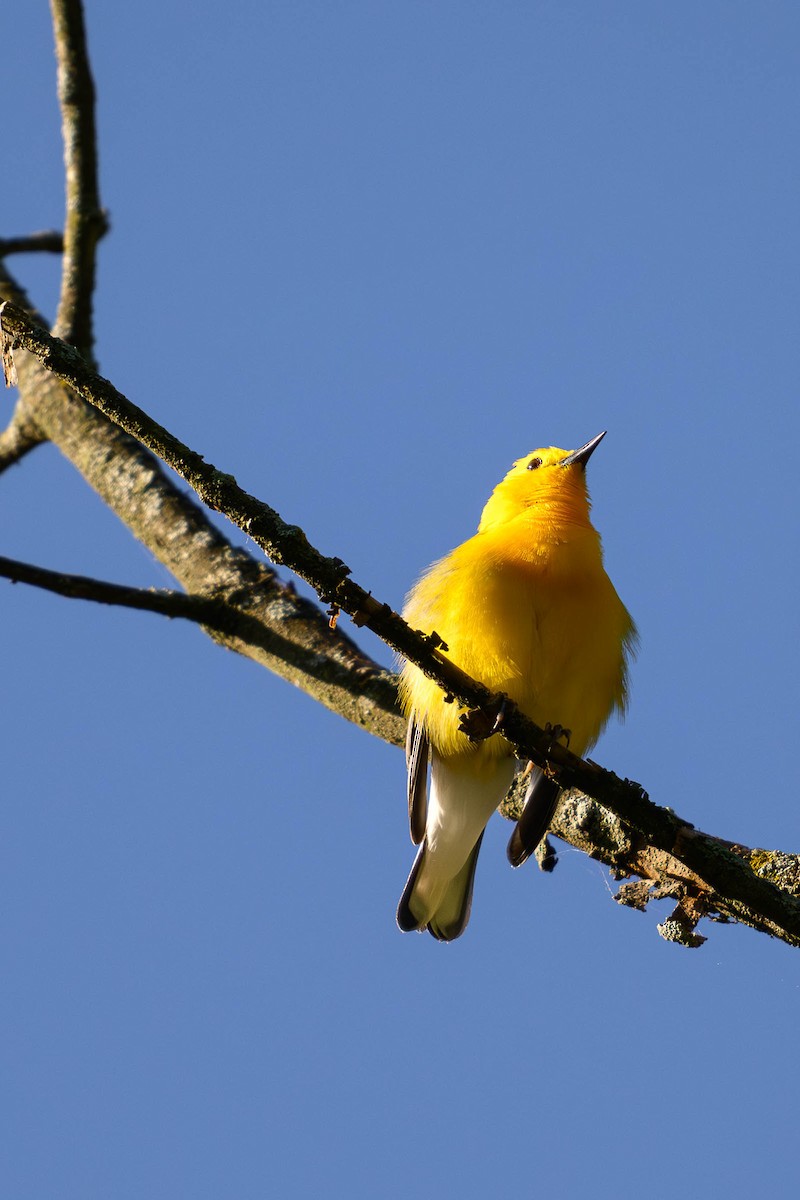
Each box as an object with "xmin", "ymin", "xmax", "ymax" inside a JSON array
[{"xmin": 399, "ymin": 510, "xmax": 634, "ymax": 765}]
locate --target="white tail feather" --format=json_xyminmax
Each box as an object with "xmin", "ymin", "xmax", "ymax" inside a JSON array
[{"xmin": 401, "ymin": 752, "xmax": 515, "ymax": 935}]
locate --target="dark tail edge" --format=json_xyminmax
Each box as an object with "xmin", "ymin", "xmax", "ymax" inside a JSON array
[
  {"xmin": 396, "ymin": 841, "xmax": 427, "ymax": 932},
  {"xmin": 427, "ymin": 832, "xmax": 485, "ymax": 942},
  {"xmin": 507, "ymin": 771, "xmax": 561, "ymax": 867}
]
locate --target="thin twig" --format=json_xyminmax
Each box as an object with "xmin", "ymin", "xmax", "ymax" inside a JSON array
[
  {"xmin": 3, "ymin": 301, "xmax": 798, "ymax": 946},
  {"xmin": 0, "ymin": 231, "xmax": 64, "ymax": 257},
  {"xmin": 0, "ymin": 554, "xmax": 244, "ymax": 627},
  {"xmin": 50, "ymin": 0, "xmax": 107, "ymax": 358}
]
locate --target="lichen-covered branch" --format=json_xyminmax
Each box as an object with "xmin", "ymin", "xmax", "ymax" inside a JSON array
[
  {"xmin": 0, "ymin": 277, "xmax": 401, "ymax": 742},
  {"xmin": 0, "ymin": 550, "xmax": 400, "ymax": 742},
  {"xmin": 0, "ymin": 261, "xmax": 50, "ymax": 470},
  {"xmin": 507, "ymin": 782, "xmax": 800, "ymax": 947},
  {"xmin": 3, "ymin": 299, "xmax": 799, "ymax": 948},
  {"xmin": 2, "ymin": 2, "xmax": 796, "ymax": 951}
]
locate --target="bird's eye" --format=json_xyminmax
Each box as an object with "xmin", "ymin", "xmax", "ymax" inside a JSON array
[{"xmin": 526, "ymin": 457, "xmax": 542, "ymax": 471}]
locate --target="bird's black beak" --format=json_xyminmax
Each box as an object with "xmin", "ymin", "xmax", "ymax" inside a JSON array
[{"xmin": 560, "ymin": 431, "xmax": 607, "ymax": 469}]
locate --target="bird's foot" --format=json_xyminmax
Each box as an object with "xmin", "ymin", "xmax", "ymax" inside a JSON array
[
  {"xmin": 459, "ymin": 694, "xmax": 513, "ymax": 742},
  {"xmin": 544, "ymin": 722, "xmax": 571, "ymax": 751}
]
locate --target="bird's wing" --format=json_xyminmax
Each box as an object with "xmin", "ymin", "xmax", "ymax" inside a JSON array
[
  {"xmin": 506, "ymin": 768, "xmax": 561, "ymax": 867},
  {"xmin": 405, "ymin": 716, "xmax": 429, "ymax": 845}
]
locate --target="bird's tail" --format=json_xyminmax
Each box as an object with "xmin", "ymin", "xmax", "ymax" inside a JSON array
[
  {"xmin": 397, "ymin": 832, "xmax": 485, "ymax": 941},
  {"xmin": 396, "ymin": 751, "xmax": 515, "ymax": 941}
]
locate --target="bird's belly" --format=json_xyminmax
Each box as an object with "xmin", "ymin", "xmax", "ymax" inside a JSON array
[
  {"xmin": 515, "ymin": 585, "xmax": 625, "ymax": 753},
  {"xmin": 401, "ymin": 557, "xmax": 627, "ymax": 761}
]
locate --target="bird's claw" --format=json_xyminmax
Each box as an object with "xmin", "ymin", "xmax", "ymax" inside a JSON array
[
  {"xmin": 459, "ymin": 695, "xmax": 511, "ymax": 742},
  {"xmin": 544, "ymin": 722, "xmax": 571, "ymax": 750}
]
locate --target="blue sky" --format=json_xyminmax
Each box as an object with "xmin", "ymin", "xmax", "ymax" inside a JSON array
[{"xmin": 3, "ymin": 3, "xmax": 800, "ymax": 1197}]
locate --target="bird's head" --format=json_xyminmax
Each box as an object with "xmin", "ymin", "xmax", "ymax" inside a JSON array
[{"xmin": 477, "ymin": 431, "xmax": 606, "ymax": 533}]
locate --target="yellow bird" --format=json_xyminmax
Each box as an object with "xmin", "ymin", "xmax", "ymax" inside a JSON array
[{"xmin": 397, "ymin": 432, "xmax": 636, "ymax": 940}]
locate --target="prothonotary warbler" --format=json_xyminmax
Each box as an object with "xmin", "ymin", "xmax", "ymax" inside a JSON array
[{"xmin": 397, "ymin": 432, "xmax": 636, "ymax": 940}]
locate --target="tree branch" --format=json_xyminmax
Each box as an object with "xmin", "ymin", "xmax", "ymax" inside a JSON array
[
  {"xmin": 0, "ymin": 259, "xmax": 401, "ymax": 743},
  {"xmin": 0, "ymin": 262, "xmax": 49, "ymax": 470},
  {"xmin": 0, "ymin": 554, "xmax": 398, "ymax": 739},
  {"xmin": 3, "ymin": 6, "xmax": 797, "ymax": 948},
  {"xmin": 0, "ymin": 553, "xmax": 271, "ymax": 626},
  {"xmin": 509, "ymin": 782, "xmax": 800, "ymax": 948},
  {"xmin": 5, "ymin": 548, "xmax": 797, "ymax": 946},
  {"xmin": 0, "ymin": 231, "xmax": 64, "ymax": 256},
  {"xmin": 3, "ymin": 301, "xmax": 799, "ymax": 948},
  {"xmin": 49, "ymin": 0, "xmax": 108, "ymax": 358}
]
